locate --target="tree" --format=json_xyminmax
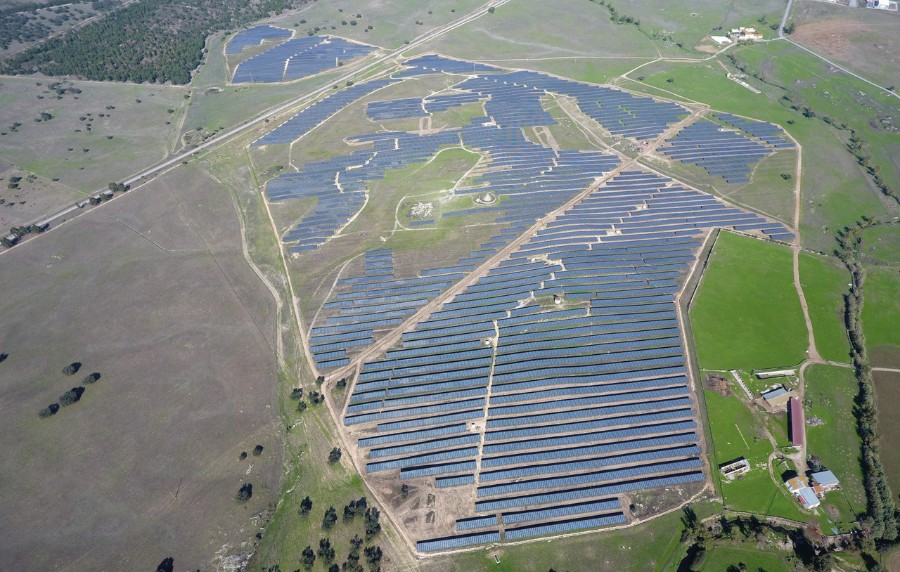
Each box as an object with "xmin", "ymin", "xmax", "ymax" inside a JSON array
[
  {"xmin": 235, "ymin": 483, "xmax": 253, "ymax": 503},
  {"xmin": 0, "ymin": 353, "xmax": 8, "ymax": 363},
  {"xmin": 488, "ymin": 6, "xmax": 495, "ymax": 13},
  {"xmin": 62, "ymin": 362, "xmax": 82, "ymax": 376},
  {"xmin": 290, "ymin": 387, "xmax": 303, "ymax": 400},
  {"xmin": 322, "ymin": 506, "xmax": 338, "ymax": 529},
  {"xmin": 38, "ymin": 403, "xmax": 60, "ymax": 418},
  {"xmin": 239, "ymin": 451, "xmax": 247, "ymax": 460},
  {"xmin": 301, "ymin": 546, "xmax": 315, "ymax": 570},
  {"xmin": 317, "ymin": 537, "xmax": 335, "ymax": 563},
  {"xmin": 328, "ymin": 564, "xmax": 339, "ymax": 572},
  {"xmin": 364, "ymin": 545, "xmax": 382, "ymax": 569},
  {"xmin": 364, "ymin": 507, "xmax": 381, "ymax": 539},
  {"xmin": 401, "ymin": 484, "xmax": 409, "ymax": 498},
  {"xmin": 298, "ymin": 496, "xmax": 313, "ymax": 516},
  {"xmin": 58, "ymin": 386, "xmax": 85, "ymax": 406},
  {"xmin": 81, "ymin": 372, "xmax": 101, "ymax": 384},
  {"xmin": 253, "ymin": 444, "xmax": 264, "ymax": 456},
  {"xmin": 328, "ymin": 447, "xmax": 342, "ymax": 463},
  {"xmin": 156, "ymin": 557, "xmax": 175, "ymax": 572},
  {"xmin": 296, "ymin": 400, "xmax": 307, "ymax": 412}
]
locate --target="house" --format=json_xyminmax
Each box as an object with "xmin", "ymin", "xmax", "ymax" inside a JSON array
[
  {"xmin": 720, "ymin": 457, "xmax": 751, "ymax": 480},
  {"xmin": 810, "ymin": 470, "xmax": 840, "ymax": 492},
  {"xmin": 729, "ymin": 27, "xmax": 764, "ymax": 42},
  {"xmin": 785, "ymin": 475, "xmax": 809, "ymax": 494},
  {"xmin": 788, "ymin": 397, "xmax": 805, "ymax": 446}
]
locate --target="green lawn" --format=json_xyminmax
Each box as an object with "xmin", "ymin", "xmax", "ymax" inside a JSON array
[
  {"xmin": 861, "ymin": 267, "xmax": 900, "ymax": 367},
  {"xmin": 799, "ymin": 253, "xmax": 851, "ymax": 363},
  {"xmin": 701, "ymin": 544, "xmax": 793, "ymax": 572},
  {"xmin": 691, "ymin": 231, "xmax": 807, "ymax": 371},
  {"xmin": 804, "ymin": 364, "xmax": 867, "ymax": 524},
  {"xmin": 860, "ymin": 223, "xmax": 900, "ymax": 267}
]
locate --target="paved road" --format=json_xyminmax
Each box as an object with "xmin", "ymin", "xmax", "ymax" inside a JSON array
[{"xmin": 778, "ymin": 0, "xmax": 899, "ymax": 100}]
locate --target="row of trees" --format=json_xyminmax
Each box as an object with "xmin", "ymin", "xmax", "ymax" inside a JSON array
[
  {"xmin": 2, "ymin": 0, "xmax": 309, "ymax": 84},
  {"xmin": 835, "ymin": 219, "xmax": 899, "ymax": 542},
  {"xmin": 39, "ymin": 363, "xmax": 101, "ymax": 418}
]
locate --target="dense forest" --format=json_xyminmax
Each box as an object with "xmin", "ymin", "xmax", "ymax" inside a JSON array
[{"xmin": 1, "ymin": 0, "xmax": 308, "ymax": 84}]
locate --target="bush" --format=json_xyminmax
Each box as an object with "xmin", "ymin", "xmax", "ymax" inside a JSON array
[
  {"xmin": 59, "ymin": 386, "xmax": 85, "ymax": 406},
  {"xmin": 38, "ymin": 403, "xmax": 60, "ymax": 418},
  {"xmin": 336, "ymin": 378, "xmax": 347, "ymax": 389},
  {"xmin": 322, "ymin": 506, "xmax": 338, "ymax": 529},
  {"xmin": 252, "ymin": 444, "xmax": 264, "ymax": 456},
  {"xmin": 401, "ymin": 484, "xmax": 409, "ymax": 498},
  {"xmin": 81, "ymin": 372, "xmax": 101, "ymax": 384},
  {"xmin": 364, "ymin": 507, "xmax": 381, "ymax": 539},
  {"xmin": 236, "ymin": 483, "xmax": 253, "ymax": 503},
  {"xmin": 290, "ymin": 387, "xmax": 303, "ymax": 400},
  {"xmin": 328, "ymin": 447, "xmax": 342, "ymax": 463},
  {"xmin": 156, "ymin": 557, "xmax": 175, "ymax": 572},
  {"xmin": 0, "ymin": 352, "xmax": 8, "ymax": 363},
  {"xmin": 62, "ymin": 362, "xmax": 82, "ymax": 376},
  {"xmin": 317, "ymin": 538, "xmax": 335, "ymax": 563},
  {"xmin": 298, "ymin": 495, "xmax": 313, "ymax": 516},
  {"xmin": 301, "ymin": 546, "xmax": 315, "ymax": 569},
  {"xmin": 296, "ymin": 400, "xmax": 307, "ymax": 412},
  {"xmin": 239, "ymin": 451, "xmax": 247, "ymax": 460}
]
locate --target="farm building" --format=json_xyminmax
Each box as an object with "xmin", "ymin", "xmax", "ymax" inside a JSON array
[
  {"xmin": 788, "ymin": 397, "xmax": 805, "ymax": 446},
  {"xmin": 785, "ymin": 475, "xmax": 821, "ymax": 509},
  {"xmin": 761, "ymin": 385, "xmax": 792, "ymax": 409},
  {"xmin": 729, "ymin": 27, "xmax": 764, "ymax": 42},
  {"xmin": 756, "ymin": 369, "xmax": 796, "ymax": 379},
  {"xmin": 719, "ymin": 457, "xmax": 751, "ymax": 480},
  {"xmin": 810, "ymin": 470, "xmax": 840, "ymax": 492}
]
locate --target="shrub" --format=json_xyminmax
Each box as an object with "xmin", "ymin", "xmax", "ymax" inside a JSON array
[
  {"xmin": 253, "ymin": 444, "xmax": 264, "ymax": 456},
  {"xmin": 296, "ymin": 400, "xmax": 307, "ymax": 412},
  {"xmin": 364, "ymin": 507, "xmax": 381, "ymax": 539},
  {"xmin": 301, "ymin": 546, "xmax": 315, "ymax": 569},
  {"xmin": 81, "ymin": 372, "xmax": 101, "ymax": 384},
  {"xmin": 328, "ymin": 447, "xmax": 342, "ymax": 463},
  {"xmin": 59, "ymin": 386, "xmax": 85, "ymax": 406},
  {"xmin": 236, "ymin": 483, "xmax": 253, "ymax": 503},
  {"xmin": 401, "ymin": 484, "xmax": 409, "ymax": 498},
  {"xmin": 156, "ymin": 557, "xmax": 175, "ymax": 572},
  {"xmin": 39, "ymin": 403, "xmax": 60, "ymax": 418},
  {"xmin": 62, "ymin": 362, "xmax": 82, "ymax": 376},
  {"xmin": 322, "ymin": 506, "xmax": 338, "ymax": 529},
  {"xmin": 290, "ymin": 387, "xmax": 303, "ymax": 400},
  {"xmin": 0, "ymin": 353, "xmax": 8, "ymax": 363},
  {"xmin": 317, "ymin": 538, "xmax": 335, "ymax": 562},
  {"xmin": 299, "ymin": 496, "xmax": 313, "ymax": 516}
]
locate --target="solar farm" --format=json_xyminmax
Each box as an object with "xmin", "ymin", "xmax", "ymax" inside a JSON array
[
  {"xmin": 230, "ymin": 33, "xmax": 375, "ymax": 84},
  {"xmin": 250, "ymin": 51, "xmax": 799, "ymax": 554}
]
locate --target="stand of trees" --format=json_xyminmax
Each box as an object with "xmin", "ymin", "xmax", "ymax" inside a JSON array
[
  {"xmin": 2, "ymin": 0, "xmax": 309, "ymax": 84},
  {"xmin": 836, "ymin": 218, "xmax": 899, "ymax": 542}
]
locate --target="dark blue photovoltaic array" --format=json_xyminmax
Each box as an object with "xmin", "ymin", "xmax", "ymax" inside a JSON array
[
  {"xmin": 365, "ymin": 91, "xmax": 486, "ymax": 120},
  {"xmin": 397, "ymin": 54, "xmax": 502, "ymax": 77},
  {"xmin": 340, "ymin": 167, "xmax": 792, "ymax": 550},
  {"xmin": 227, "ymin": 25, "xmax": 292, "ymax": 55},
  {"xmin": 416, "ymin": 531, "xmax": 500, "ymax": 552},
  {"xmin": 714, "ymin": 113, "xmax": 795, "ymax": 149},
  {"xmin": 659, "ymin": 119, "xmax": 773, "ymax": 184},
  {"xmin": 233, "ymin": 35, "xmax": 374, "ymax": 83},
  {"xmin": 255, "ymin": 79, "xmax": 398, "ymax": 145}
]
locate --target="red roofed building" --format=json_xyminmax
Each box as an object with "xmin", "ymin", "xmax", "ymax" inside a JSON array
[{"xmin": 788, "ymin": 397, "xmax": 805, "ymax": 446}]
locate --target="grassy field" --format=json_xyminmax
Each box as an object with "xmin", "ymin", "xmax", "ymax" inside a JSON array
[
  {"xmin": 804, "ymin": 364, "xmax": 867, "ymax": 524},
  {"xmin": 0, "ymin": 164, "xmax": 87, "ymax": 228},
  {"xmin": 861, "ymin": 266, "xmax": 900, "ymax": 367},
  {"xmin": 700, "ymin": 544, "xmax": 793, "ymax": 572},
  {"xmin": 860, "ymin": 223, "xmax": 900, "ymax": 267},
  {"xmin": 0, "ymin": 76, "xmax": 187, "ymax": 193},
  {"xmin": 873, "ymin": 370, "xmax": 900, "ymax": 497},
  {"xmin": 632, "ymin": 41, "xmax": 899, "ymax": 254},
  {"xmin": 267, "ymin": 0, "xmax": 485, "ymax": 50},
  {"xmin": 418, "ymin": 0, "xmax": 659, "ymax": 62},
  {"xmin": 0, "ymin": 163, "xmax": 281, "ymax": 571},
  {"xmin": 799, "ymin": 253, "xmax": 851, "ymax": 363},
  {"xmin": 690, "ymin": 231, "xmax": 807, "ymax": 371}
]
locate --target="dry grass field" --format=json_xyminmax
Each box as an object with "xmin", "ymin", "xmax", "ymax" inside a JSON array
[{"xmin": 0, "ymin": 164, "xmax": 281, "ymax": 571}]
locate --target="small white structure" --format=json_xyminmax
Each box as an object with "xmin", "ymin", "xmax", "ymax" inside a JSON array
[
  {"xmin": 711, "ymin": 36, "xmax": 733, "ymax": 45},
  {"xmin": 729, "ymin": 27, "xmax": 764, "ymax": 41},
  {"xmin": 756, "ymin": 369, "xmax": 796, "ymax": 379}
]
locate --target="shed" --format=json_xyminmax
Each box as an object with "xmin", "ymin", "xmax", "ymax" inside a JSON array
[
  {"xmin": 761, "ymin": 385, "xmax": 792, "ymax": 408},
  {"xmin": 810, "ymin": 470, "xmax": 840, "ymax": 491},
  {"xmin": 788, "ymin": 397, "xmax": 804, "ymax": 446},
  {"xmin": 797, "ymin": 487, "xmax": 821, "ymax": 509}
]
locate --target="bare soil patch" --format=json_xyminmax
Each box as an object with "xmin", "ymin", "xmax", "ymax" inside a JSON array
[{"xmin": 0, "ymin": 165, "xmax": 281, "ymax": 571}]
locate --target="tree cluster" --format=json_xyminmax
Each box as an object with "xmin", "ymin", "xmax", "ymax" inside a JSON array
[
  {"xmin": 835, "ymin": 218, "xmax": 899, "ymax": 541},
  {"xmin": 364, "ymin": 507, "xmax": 381, "ymax": 539},
  {"xmin": 343, "ymin": 496, "xmax": 367, "ymax": 521},
  {"xmin": 2, "ymin": 0, "xmax": 309, "ymax": 84}
]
